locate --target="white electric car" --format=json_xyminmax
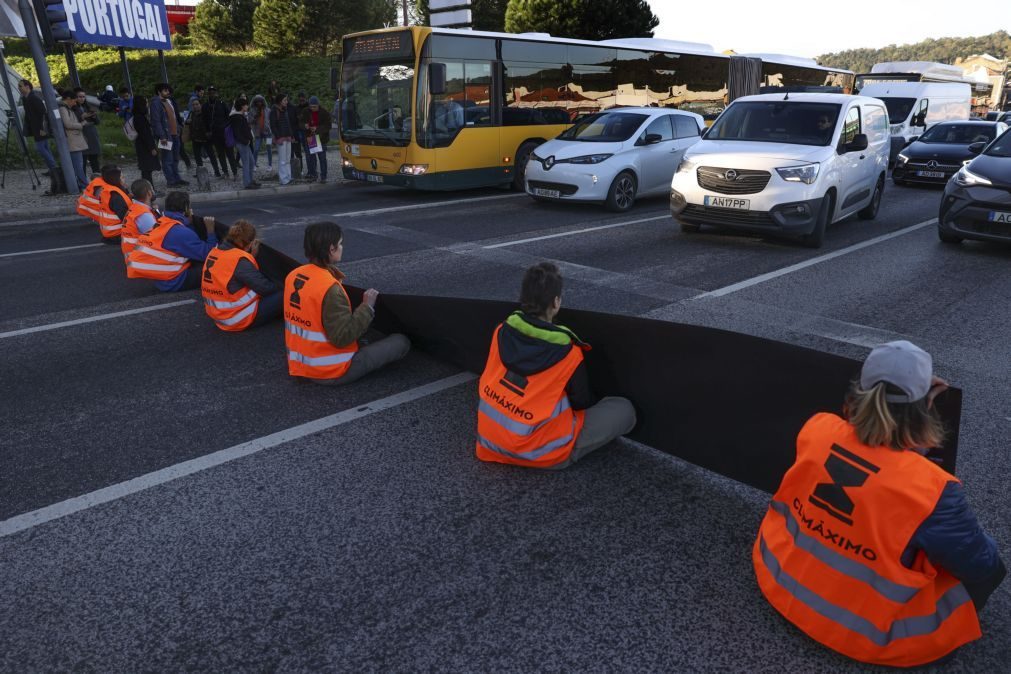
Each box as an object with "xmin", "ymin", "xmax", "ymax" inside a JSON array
[
  {"xmin": 670, "ymin": 93, "xmax": 890, "ymax": 247},
  {"xmin": 525, "ymin": 107, "xmax": 705, "ymax": 212}
]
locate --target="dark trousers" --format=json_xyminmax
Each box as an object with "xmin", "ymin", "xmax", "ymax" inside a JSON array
[
  {"xmin": 212, "ymin": 140, "xmax": 237, "ymax": 175},
  {"xmin": 193, "ymin": 141, "xmax": 221, "ymax": 175},
  {"xmin": 178, "ymin": 265, "xmax": 202, "ymax": 291},
  {"xmin": 251, "ymin": 291, "xmax": 283, "ymax": 327},
  {"xmin": 141, "ymin": 169, "xmax": 154, "ymax": 184},
  {"xmin": 85, "ymin": 153, "xmax": 100, "ymax": 173},
  {"xmin": 178, "ymin": 141, "xmax": 191, "ymax": 169}
]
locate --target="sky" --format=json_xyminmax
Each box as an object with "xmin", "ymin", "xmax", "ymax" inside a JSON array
[{"xmin": 653, "ymin": 0, "xmax": 1011, "ymax": 60}]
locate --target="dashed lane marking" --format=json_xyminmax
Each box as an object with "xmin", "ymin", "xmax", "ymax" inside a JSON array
[
  {"xmin": 691, "ymin": 219, "xmax": 937, "ymax": 300},
  {"xmin": 332, "ymin": 193, "xmax": 525, "ymax": 218},
  {"xmin": 481, "ymin": 215, "xmax": 669, "ymax": 249},
  {"xmin": 0, "ymin": 300, "xmax": 197, "ymax": 339},
  {"xmin": 0, "ymin": 243, "xmax": 105, "ymax": 258},
  {"xmin": 0, "ymin": 372, "xmax": 477, "ymax": 538}
]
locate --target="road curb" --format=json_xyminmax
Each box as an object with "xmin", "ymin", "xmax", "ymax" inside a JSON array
[{"xmin": 0, "ymin": 181, "xmax": 340, "ymax": 224}]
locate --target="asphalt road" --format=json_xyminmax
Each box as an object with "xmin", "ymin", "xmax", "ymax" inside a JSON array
[{"xmin": 0, "ymin": 179, "xmax": 1008, "ymax": 672}]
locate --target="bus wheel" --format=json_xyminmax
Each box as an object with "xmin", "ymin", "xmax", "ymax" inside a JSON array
[
  {"xmin": 605, "ymin": 172, "xmax": 637, "ymax": 212},
  {"xmin": 512, "ymin": 142, "xmax": 539, "ymax": 191}
]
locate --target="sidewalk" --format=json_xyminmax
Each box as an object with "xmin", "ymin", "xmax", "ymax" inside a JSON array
[{"xmin": 0, "ymin": 152, "xmax": 342, "ymax": 222}]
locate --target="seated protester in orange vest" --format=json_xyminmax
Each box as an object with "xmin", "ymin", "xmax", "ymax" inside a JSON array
[
  {"xmin": 476, "ymin": 262, "xmax": 636, "ymax": 469},
  {"xmin": 77, "ymin": 175, "xmax": 104, "ymax": 224},
  {"xmin": 120, "ymin": 179, "xmax": 159, "ymax": 260},
  {"xmin": 95, "ymin": 165, "xmax": 132, "ymax": 244},
  {"xmin": 126, "ymin": 190, "xmax": 217, "ymax": 292},
  {"xmin": 284, "ymin": 222, "xmax": 409, "ymax": 385},
  {"xmin": 753, "ymin": 341, "xmax": 1006, "ymax": 668},
  {"xmin": 202, "ymin": 220, "xmax": 283, "ymax": 331}
]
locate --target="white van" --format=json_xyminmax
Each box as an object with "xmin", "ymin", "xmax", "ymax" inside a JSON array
[
  {"xmin": 858, "ymin": 82, "xmax": 971, "ymax": 163},
  {"xmin": 670, "ymin": 93, "xmax": 890, "ymax": 248}
]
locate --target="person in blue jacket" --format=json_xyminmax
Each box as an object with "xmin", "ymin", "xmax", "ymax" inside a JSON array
[{"xmin": 156, "ymin": 191, "xmax": 218, "ymax": 292}]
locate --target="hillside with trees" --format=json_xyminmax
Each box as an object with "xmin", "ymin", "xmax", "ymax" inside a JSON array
[{"xmin": 818, "ymin": 31, "xmax": 1011, "ymax": 72}]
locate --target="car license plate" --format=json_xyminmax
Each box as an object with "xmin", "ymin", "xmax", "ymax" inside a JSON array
[
  {"xmin": 704, "ymin": 195, "xmax": 750, "ymax": 209},
  {"xmin": 988, "ymin": 210, "xmax": 1011, "ymax": 223},
  {"xmin": 533, "ymin": 187, "xmax": 560, "ymax": 198},
  {"xmin": 916, "ymin": 170, "xmax": 945, "ymax": 178},
  {"xmin": 366, "ymin": 174, "xmax": 384, "ymax": 184},
  {"xmin": 350, "ymin": 144, "xmax": 360, "ymax": 156}
]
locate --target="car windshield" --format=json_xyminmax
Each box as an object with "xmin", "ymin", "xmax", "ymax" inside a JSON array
[
  {"xmin": 878, "ymin": 97, "xmax": 916, "ymax": 124},
  {"xmin": 984, "ymin": 129, "xmax": 1011, "ymax": 157},
  {"xmin": 918, "ymin": 124, "xmax": 996, "ymax": 144},
  {"xmin": 557, "ymin": 112, "xmax": 648, "ymax": 142},
  {"xmin": 703, "ymin": 101, "xmax": 841, "ymax": 146}
]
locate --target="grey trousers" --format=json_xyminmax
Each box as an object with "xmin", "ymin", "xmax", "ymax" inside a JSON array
[
  {"xmin": 311, "ymin": 334, "xmax": 410, "ymax": 386},
  {"xmin": 546, "ymin": 396, "xmax": 637, "ymax": 470}
]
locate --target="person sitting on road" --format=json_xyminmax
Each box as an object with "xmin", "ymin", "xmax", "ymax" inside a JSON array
[
  {"xmin": 753, "ymin": 341, "xmax": 1006, "ymax": 668},
  {"xmin": 120, "ymin": 179, "xmax": 159, "ymax": 260},
  {"xmin": 95, "ymin": 165, "xmax": 132, "ymax": 244},
  {"xmin": 126, "ymin": 191, "xmax": 218, "ymax": 291},
  {"xmin": 284, "ymin": 222, "xmax": 409, "ymax": 385},
  {"xmin": 201, "ymin": 220, "xmax": 282, "ymax": 331},
  {"xmin": 476, "ymin": 262, "xmax": 636, "ymax": 469}
]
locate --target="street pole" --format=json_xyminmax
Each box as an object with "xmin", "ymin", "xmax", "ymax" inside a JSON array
[
  {"xmin": 119, "ymin": 47, "xmax": 132, "ymax": 94},
  {"xmin": 402, "ymin": 0, "xmax": 408, "ymax": 25},
  {"xmin": 157, "ymin": 49, "xmax": 168, "ymax": 85},
  {"xmin": 63, "ymin": 43, "xmax": 80, "ymax": 88},
  {"xmin": 17, "ymin": 0, "xmax": 79, "ymax": 194}
]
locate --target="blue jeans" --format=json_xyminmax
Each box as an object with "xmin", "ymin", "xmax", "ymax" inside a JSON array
[
  {"xmin": 69, "ymin": 150, "xmax": 87, "ymax": 189},
  {"xmin": 253, "ymin": 137, "xmax": 273, "ymax": 168},
  {"xmin": 160, "ymin": 135, "xmax": 182, "ymax": 184},
  {"xmin": 34, "ymin": 139, "xmax": 58, "ymax": 172},
  {"xmin": 237, "ymin": 142, "xmax": 254, "ymax": 187}
]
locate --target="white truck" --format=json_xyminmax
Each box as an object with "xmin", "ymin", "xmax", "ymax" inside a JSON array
[{"xmin": 858, "ymin": 81, "xmax": 971, "ymax": 164}]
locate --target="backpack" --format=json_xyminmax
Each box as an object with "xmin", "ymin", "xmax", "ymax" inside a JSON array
[
  {"xmin": 224, "ymin": 125, "xmax": 236, "ymax": 149},
  {"xmin": 123, "ymin": 117, "xmax": 138, "ymax": 141}
]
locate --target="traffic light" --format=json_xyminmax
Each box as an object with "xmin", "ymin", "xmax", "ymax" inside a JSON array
[{"xmin": 32, "ymin": 0, "xmax": 74, "ymax": 50}]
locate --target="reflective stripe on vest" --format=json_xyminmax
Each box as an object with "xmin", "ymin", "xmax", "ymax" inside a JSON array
[
  {"xmin": 214, "ymin": 299, "xmax": 259, "ymax": 327},
  {"xmin": 283, "ymin": 264, "xmax": 358, "ymax": 379},
  {"xmin": 97, "ymin": 182, "xmax": 130, "ymax": 237},
  {"xmin": 127, "ymin": 260, "xmax": 188, "ymax": 273},
  {"xmin": 126, "ymin": 218, "xmax": 191, "ymax": 281},
  {"xmin": 287, "ymin": 349, "xmax": 356, "ymax": 367},
  {"xmin": 202, "ymin": 247, "xmax": 261, "ymax": 332},
  {"xmin": 121, "ymin": 202, "xmax": 153, "ymax": 259},
  {"xmin": 205, "ymin": 289, "xmax": 258, "ymax": 310},
  {"xmin": 477, "ymin": 414, "xmax": 578, "ymax": 461},
  {"xmin": 134, "ymin": 244, "xmax": 186, "ymax": 263},
  {"xmin": 757, "ymin": 535, "xmax": 973, "ymax": 647},
  {"xmin": 477, "ymin": 397, "xmax": 571, "ymax": 437},
  {"xmin": 285, "ymin": 321, "xmax": 329, "ymax": 343}
]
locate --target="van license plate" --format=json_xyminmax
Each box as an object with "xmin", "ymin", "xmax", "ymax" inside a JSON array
[
  {"xmin": 916, "ymin": 170, "xmax": 945, "ymax": 178},
  {"xmin": 704, "ymin": 195, "xmax": 749, "ymax": 209},
  {"xmin": 366, "ymin": 174, "xmax": 384, "ymax": 184},
  {"xmin": 533, "ymin": 187, "xmax": 560, "ymax": 198},
  {"xmin": 988, "ymin": 211, "xmax": 1011, "ymax": 223}
]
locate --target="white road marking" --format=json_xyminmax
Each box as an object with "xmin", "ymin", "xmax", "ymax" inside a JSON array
[
  {"xmin": 333, "ymin": 193, "xmax": 525, "ymax": 218},
  {"xmin": 693, "ymin": 219, "xmax": 937, "ymax": 300},
  {"xmin": 0, "ymin": 372, "xmax": 477, "ymax": 538},
  {"xmin": 0, "ymin": 300, "xmax": 196, "ymax": 339},
  {"xmin": 482, "ymin": 214, "xmax": 668, "ymax": 249},
  {"xmin": 0, "ymin": 243, "xmax": 105, "ymax": 258}
]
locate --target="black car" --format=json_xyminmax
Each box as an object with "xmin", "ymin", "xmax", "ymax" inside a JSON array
[
  {"xmin": 893, "ymin": 121, "xmax": 1006, "ymax": 186},
  {"xmin": 938, "ymin": 128, "xmax": 1011, "ymax": 244}
]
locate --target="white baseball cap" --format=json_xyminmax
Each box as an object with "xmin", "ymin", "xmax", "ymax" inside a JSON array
[{"xmin": 860, "ymin": 341, "xmax": 932, "ymax": 403}]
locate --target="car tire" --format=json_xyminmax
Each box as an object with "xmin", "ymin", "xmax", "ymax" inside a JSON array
[
  {"xmin": 605, "ymin": 171, "xmax": 637, "ymax": 212},
  {"xmin": 858, "ymin": 177, "xmax": 883, "ymax": 220},
  {"xmin": 937, "ymin": 226, "xmax": 963, "ymax": 244},
  {"xmin": 680, "ymin": 222, "xmax": 701, "ymax": 233},
  {"xmin": 512, "ymin": 142, "xmax": 539, "ymax": 191},
  {"xmin": 801, "ymin": 193, "xmax": 832, "ymax": 249}
]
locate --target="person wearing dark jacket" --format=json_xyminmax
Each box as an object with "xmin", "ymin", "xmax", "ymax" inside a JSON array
[
  {"xmin": 131, "ymin": 95, "xmax": 161, "ymax": 185},
  {"xmin": 290, "ymin": 91, "xmax": 305, "ymax": 170},
  {"xmin": 229, "ymin": 97, "xmax": 259, "ymax": 190},
  {"xmin": 150, "ymin": 83, "xmax": 186, "ymax": 187},
  {"xmin": 203, "ymin": 86, "xmax": 237, "ymax": 178},
  {"xmin": 187, "ymin": 98, "xmax": 221, "ymax": 176},
  {"xmin": 202, "ymin": 220, "xmax": 281, "ymax": 331},
  {"xmin": 17, "ymin": 79, "xmax": 59, "ymax": 177},
  {"xmin": 476, "ymin": 263, "xmax": 637, "ymax": 469},
  {"xmin": 753, "ymin": 341, "xmax": 1006, "ymax": 667},
  {"xmin": 74, "ymin": 87, "xmax": 102, "ymax": 173},
  {"xmin": 269, "ymin": 94, "xmax": 294, "ymax": 185},
  {"xmin": 299, "ymin": 95, "xmax": 332, "ymax": 183}
]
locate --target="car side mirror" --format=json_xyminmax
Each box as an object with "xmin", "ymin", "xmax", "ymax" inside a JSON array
[
  {"xmin": 644, "ymin": 133, "xmax": 663, "ymax": 145},
  {"xmin": 967, "ymin": 141, "xmax": 986, "ymax": 155},
  {"xmin": 428, "ymin": 62, "xmax": 447, "ymax": 96},
  {"xmin": 845, "ymin": 133, "xmax": 869, "ymax": 152},
  {"xmin": 905, "ymin": 136, "xmax": 919, "ymax": 145}
]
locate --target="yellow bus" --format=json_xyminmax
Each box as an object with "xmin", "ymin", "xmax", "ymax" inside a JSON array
[{"xmin": 338, "ymin": 26, "xmax": 853, "ymax": 191}]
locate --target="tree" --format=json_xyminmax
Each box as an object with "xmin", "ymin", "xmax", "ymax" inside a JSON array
[
  {"xmin": 253, "ymin": 0, "xmax": 307, "ymax": 57},
  {"xmin": 190, "ymin": 0, "xmax": 256, "ymax": 51},
  {"xmin": 301, "ymin": 0, "xmax": 398, "ymax": 56},
  {"xmin": 414, "ymin": 0, "xmax": 509, "ymax": 32},
  {"xmin": 504, "ymin": 0, "xmax": 658, "ymax": 41}
]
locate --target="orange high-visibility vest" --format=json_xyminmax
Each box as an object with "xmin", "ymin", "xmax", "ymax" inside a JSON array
[
  {"xmin": 202, "ymin": 246, "xmax": 260, "ymax": 332},
  {"xmin": 283, "ymin": 264, "xmax": 358, "ymax": 379},
  {"xmin": 126, "ymin": 217, "xmax": 190, "ymax": 281},
  {"xmin": 77, "ymin": 177, "xmax": 104, "ymax": 222},
  {"xmin": 753, "ymin": 413, "xmax": 981, "ymax": 667},
  {"xmin": 121, "ymin": 202, "xmax": 154, "ymax": 259},
  {"xmin": 96, "ymin": 182, "xmax": 131, "ymax": 238},
  {"xmin": 476, "ymin": 323, "xmax": 586, "ymax": 468}
]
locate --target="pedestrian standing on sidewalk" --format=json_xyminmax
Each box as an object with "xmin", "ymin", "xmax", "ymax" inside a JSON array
[
  {"xmin": 117, "ymin": 87, "xmax": 133, "ymax": 122},
  {"xmin": 150, "ymin": 83, "xmax": 187, "ymax": 187},
  {"xmin": 16, "ymin": 79, "xmax": 60, "ymax": 184},
  {"xmin": 248, "ymin": 94, "xmax": 273, "ymax": 172},
  {"xmin": 74, "ymin": 87, "xmax": 102, "ymax": 174},
  {"xmin": 188, "ymin": 98, "xmax": 221, "ymax": 177},
  {"xmin": 270, "ymin": 94, "xmax": 294, "ymax": 186},
  {"xmin": 205, "ymin": 86, "xmax": 238, "ymax": 178},
  {"xmin": 58, "ymin": 90, "xmax": 89, "ymax": 190},
  {"xmin": 230, "ymin": 97, "xmax": 259, "ymax": 190},
  {"xmin": 290, "ymin": 91, "xmax": 306, "ymax": 176},
  {"xmin": 300, "ymin": 96, "xmax": 331, "ymax": 183},
  {"xmin": 131, "ymin": 95, "xmax": 161, "ymax": 186}
]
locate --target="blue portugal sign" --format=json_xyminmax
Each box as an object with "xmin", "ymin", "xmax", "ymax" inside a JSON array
[{"xmin": 55, "ymin": 0, "xmax": 171, "ymax": 50}]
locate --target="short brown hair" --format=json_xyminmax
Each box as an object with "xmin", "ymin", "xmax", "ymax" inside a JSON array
[
  {"xmin": 226, "ymin": 220, "xmax": 257, "ymax": 249},
  {"xmin": 520, "ymin": 262, "xmax": 562, "ymax": 316},
  {"xmin": 845, "ymin": 381, "xmax": 945, "ymax": 450}
]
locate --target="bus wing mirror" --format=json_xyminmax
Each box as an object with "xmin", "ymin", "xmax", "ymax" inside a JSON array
[{"xmin": 429, "ymin": 63, "xmax": 447, "ymax": 96}]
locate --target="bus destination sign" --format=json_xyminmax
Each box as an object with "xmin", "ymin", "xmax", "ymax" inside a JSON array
[{"xmin": 345, "ymin": 32, "xmax": 413, "ymax": 62}]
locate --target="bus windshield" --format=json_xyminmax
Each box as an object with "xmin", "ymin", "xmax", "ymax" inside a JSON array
[
  {"xmin": 341, "ymin": 61, "xmax": 415, "ymax": 146},
  {"xmin": 877, "ymin": 97, "xmax": 916, "ymax": 124}
]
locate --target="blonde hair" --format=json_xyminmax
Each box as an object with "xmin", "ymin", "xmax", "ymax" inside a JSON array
[
  {"xmin": 226, "ymin": 220, "xmax": 257, "ymax": 249},
  {"xmin": 845, "ymin": 381, "xmax": 944, "ymax": 451}
]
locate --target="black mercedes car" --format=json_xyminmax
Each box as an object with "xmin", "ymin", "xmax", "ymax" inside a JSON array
[
  {"xmin": 938, "ymin": 128, "xmax": 1011, "ymax": 244},
  {"xmin": 893, "ymin": 120, "xmax": 1008, "ymax": 186}
]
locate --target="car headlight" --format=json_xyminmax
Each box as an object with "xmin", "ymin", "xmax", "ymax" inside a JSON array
[
  {"xmin": 896, "ymin": 153, "xmax": 909, "ymax": 165},
  {"xmin": 776, "ymin": 163, "xmax": 820, "ymax": 185},
  {"xmin": 566, "ymin": 153, "xmax": 612, "ymax": 164},
  {"xmin": 953, "ymin": 166, "xmax": 992, "ymax": 186},
  {"xmin": 676, "ymin": 157, "xmax": 696, "ymax": 174}
]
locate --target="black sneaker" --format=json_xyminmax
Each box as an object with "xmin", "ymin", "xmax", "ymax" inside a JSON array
[{"xmin": 244, "ymin": 184, "xmax": 261, "ymax": 190}]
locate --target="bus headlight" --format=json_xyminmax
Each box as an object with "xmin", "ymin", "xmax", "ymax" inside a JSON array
[
  {"xmin": 342, "ymin": 159, "xmax": 354, "ymax": 169},
  {"xmin": 399, "ymin": 164, "xmax": 429, "ymax": 176},
  {"xmin": 776, "ymin": 163, "xmax": 820, "ymax": 184}
]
